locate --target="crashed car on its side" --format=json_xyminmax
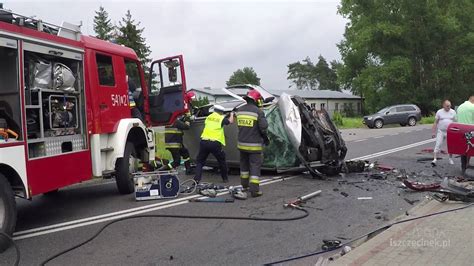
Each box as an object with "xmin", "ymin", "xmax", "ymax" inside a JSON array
[{"xmin": 183, "ymin": 85, "xmax": 347, "ymax": 177}]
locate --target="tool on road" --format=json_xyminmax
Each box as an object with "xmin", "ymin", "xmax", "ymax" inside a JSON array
[
  {"xmin": 284, "ymin": 190, "xmax": 322, "ymax": 208},
  {"xmin": 199, "ymin": 189, "xmax": 217, "ymax": 198},
  {"xmin": 229, "ymin": 186, "xmax": 248, "ymax": 200},
  {"xmin": 321, "ymin": 239, "xmax": 342, "ymax": 251},
  {"xmin": 133, "ymin": 171, "xmax": 180, "ymax": 201},
  {"xmin": 189, "ymin": 198, "xmax": 235, "ymax": 203}
]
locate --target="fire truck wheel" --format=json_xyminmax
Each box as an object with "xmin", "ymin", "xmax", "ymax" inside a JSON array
[
  {"xmin": 115, "ymin": 142, "xmax": 138, "ymax": 194},
  {"xmin": 0, "ymin": 173, "xmax": 17, "ymax": 253}
]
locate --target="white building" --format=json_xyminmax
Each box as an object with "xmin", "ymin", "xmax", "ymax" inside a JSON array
[{"xmin": 190, "ymin": 87, "xmax": 363, "ymax": 116}]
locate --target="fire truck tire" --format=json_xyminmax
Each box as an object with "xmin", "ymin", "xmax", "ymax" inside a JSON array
[
  {"xmin": 0, "ymin": 174, "xmax": 16, "ymax": 253},
  {"xmin": 115, "ymin": 142, "xmax": 137, "ymax": 194}
]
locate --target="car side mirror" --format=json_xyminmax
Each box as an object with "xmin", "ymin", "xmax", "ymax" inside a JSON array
[{"xmin": 385, "ymin": 111, "xmax": 390, "ymax": 115}]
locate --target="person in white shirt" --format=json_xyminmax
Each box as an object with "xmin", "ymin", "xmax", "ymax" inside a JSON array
[{"xmin": 432, "ymin": 100, "xmax": 456, "ymax": 166}]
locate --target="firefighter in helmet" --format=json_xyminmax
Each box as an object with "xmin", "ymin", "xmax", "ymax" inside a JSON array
[
  {"xmin": 193, "ymin": 104, "xmax": 234, "ymax": 183},
  {"xmin": 236, "ymin": 89, "xmax": 269, "ymax": 197},
  {"xmin": 159, "ymin": 91, "xmax": 196, "ymax": 174}
]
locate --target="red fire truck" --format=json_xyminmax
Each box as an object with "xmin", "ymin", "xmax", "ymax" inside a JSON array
[{"xmin": 0, "ymin": 8, "xmax": 188, "ymax": 251}]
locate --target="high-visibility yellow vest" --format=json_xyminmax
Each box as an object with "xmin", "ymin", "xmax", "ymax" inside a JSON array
[{"xmin": 201, "ymin": 112, "xmax": 226, "ymax": 146}]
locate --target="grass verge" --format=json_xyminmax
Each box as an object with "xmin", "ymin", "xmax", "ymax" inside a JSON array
[
  {"xmin": 420, "ymin": 116, "xmax": 435, "ymax": 125},
  {"xmin": 337, "ymin": 117, "xmax": 365, "ymax": 129}
]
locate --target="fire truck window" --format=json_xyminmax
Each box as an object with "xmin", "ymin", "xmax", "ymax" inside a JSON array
[
  {"xmin": 125, "ymin": 60, "xmax": 142, "ymax": 91},
  {"xmin": 96, "ymin": 54, "xmax": 115, "ymax": 86},
  {"xmin": 150, "ymin": 62, "xmax": 161, "ymax": 95},
  {"xmin": 0, "ymin": 46, "xmax": 22, "ymax": 141}
]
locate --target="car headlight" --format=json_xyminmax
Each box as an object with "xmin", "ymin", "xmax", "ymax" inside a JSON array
[{"xmin": 367, "ymin": 116, "xmax": 373, "ymax": 120}]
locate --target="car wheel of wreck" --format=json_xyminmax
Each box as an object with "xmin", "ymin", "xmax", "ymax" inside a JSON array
[{"xmin": 317, "ymin": 165, "xmax": 342, "ymax": 176}]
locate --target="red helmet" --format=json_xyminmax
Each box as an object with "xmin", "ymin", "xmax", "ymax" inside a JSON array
[
  {"xmin": 246, "ymin": 89, "xmax": 262, "ymax": 102},
  {"xmin": 185, "ymin": 91, "xmax": 196, "ymax": 104}
]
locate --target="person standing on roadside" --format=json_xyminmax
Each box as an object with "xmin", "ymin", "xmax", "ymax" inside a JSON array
[
  {"xmin": 431, "ymin": 100, "xmax": 456, "ymax": 166},
  {"xmin": 456, "ymin": 95, "xmax": 474, "ymax": 174}
]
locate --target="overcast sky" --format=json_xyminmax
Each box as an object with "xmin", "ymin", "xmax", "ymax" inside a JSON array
[{"xmin": 4, "ymin": 0, "xmax": 347, "ymax": 90}]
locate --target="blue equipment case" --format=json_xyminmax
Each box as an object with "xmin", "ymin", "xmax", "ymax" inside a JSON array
[{"xmin": 133, "ymin": 171, "xmax": 180, "ymax": 201}]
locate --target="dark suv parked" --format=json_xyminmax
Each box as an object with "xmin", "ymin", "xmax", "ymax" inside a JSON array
[{"xmin": 363, "ymin": 104, "xmax": 421, "ymax": 129}]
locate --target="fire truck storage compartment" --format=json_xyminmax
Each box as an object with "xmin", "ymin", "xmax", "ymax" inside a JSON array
[
  {"xmin": 0, "ymin": 39, "xmax": 22, "ymax": 142},
  {"xmin": 23, "ymin": 44, "xmax": 86, "ymax": 159}
]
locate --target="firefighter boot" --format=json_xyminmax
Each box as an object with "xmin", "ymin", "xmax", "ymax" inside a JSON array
[
  {"xmin": 249, "ymin": 177, "xmax": 262, "ymax": 197},
  {"xmin": 240, "ymin": 172, "xmax": 249, "ymax": 190},
  {"xmin": 184, "ymin": 160, "xmax": 195, "ymax": 175}
]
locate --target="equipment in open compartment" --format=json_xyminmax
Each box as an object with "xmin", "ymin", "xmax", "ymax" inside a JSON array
[
  {"xmin": 43, "ymin": 95, "xmax": 78, "ymax": 135},
  {"xmin": 31, "ymin": 59, "xmax": 76, "ymax": 92}
]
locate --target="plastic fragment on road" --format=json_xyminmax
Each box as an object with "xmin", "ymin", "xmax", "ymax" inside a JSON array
[
  {"xmin": 376, "ymin": 163, "xmax": 394, "ymax": 171},
  {"xmin": 419, "ymin": 148, "xmax": 447, "ymax": 154},
  {"xmin": 402, "ymin": 179, "xmax": 441, "ymax": 191},
  {"xmin": 357, "ymin": 197, "xmax": 373, "ymax": 200},
  {"xmin": 344, "ymin": 160, "xmax": 367, "ymax": 173}
]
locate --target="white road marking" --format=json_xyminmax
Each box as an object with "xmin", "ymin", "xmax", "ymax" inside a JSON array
[
  {"xmin": 13, "ymin": 176, "xmax": 297, "ymax": 240},
  {"xmin": 354, "ymin": 139, "xmax": 367, "ymax": 142},
  {"xmin": 351, "ymin": 139, "xmax": 435, "ymax": 161},
  {"xmin": 374, "ymin": 136, "xmax": 384, "ymax": 139},
  {"xmin": 14, "ymin": 138, "xmax": 436, "ymax": 240}
]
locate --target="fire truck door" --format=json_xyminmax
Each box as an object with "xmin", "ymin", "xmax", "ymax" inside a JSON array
[
  {"xmin": 148, "ymin": 55, "xmax": 187, "ymax": 125},
  {"xmin": 94, "ymin": 52, "xmax": 129, "ymax": 133}
]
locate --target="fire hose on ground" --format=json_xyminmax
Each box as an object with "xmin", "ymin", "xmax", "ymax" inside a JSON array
[{"xmin": 2, "ymin": 190, "xmax": 474, "ymax": 266}]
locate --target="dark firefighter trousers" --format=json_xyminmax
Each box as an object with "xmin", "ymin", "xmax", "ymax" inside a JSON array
[
  {"xmin": 167, "ymin": 146, "xmax": 191, "ymax": 169},
  {"xmin": 240, "ymin": 151, "xmax": 262, "ymax": 193},
  {"xmin": 194, "ymin": 140, "xmax": 228, "ymax": 182}
]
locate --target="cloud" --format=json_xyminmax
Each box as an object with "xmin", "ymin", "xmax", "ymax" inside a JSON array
[{"xmin": 4, "ymin": 0, "xmax": 346, "ymax": 90}]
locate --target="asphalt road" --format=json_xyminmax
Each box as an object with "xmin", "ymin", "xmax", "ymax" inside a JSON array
[{"xmin": 1, "ymin": 124, "xmax": 467, "ymax": 266}]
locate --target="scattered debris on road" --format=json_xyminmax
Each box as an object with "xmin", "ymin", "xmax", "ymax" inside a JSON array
[{"xmin": 357, "ymin": 197, "xmax": 373, "ymax": 200}]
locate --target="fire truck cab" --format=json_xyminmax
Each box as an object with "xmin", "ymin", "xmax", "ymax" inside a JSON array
[{"xmin": 0, "ymin": 8, "xmax": 187, "ymax": 251}]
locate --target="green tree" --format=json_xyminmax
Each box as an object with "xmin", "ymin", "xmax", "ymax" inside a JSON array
[
  {"xmin": 226, "ymin": 67, "xmax": 261, "ymax": 86},
  {"xmin": 287, "ymin": 57, "xmax": 317, "ymax": 90},
  {"xmin": 287, "ymin": 56, "xmax": 340, "ymax": 91},
  {"xmin": 314, "ymin": 56, "xmax": 340, "ymax": 91},
  {"xmin": 192, "ymin": 96, "xmax": 210, "ymax": 108},
  {"xmin": 337, "ymin": 0, "xmax": 474, "ymax": 114},
  {"xmin": 116, "ymin": 10, "xmax": 152, "ymax": 70},
  {"xmin": 93, "ymin": 6, "xmax": 114, "ymax": 41}
]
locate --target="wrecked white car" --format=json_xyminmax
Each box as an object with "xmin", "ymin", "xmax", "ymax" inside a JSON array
[{"xmin": 183, "ymin": 85, "xmax": 347, "ymax": 177}]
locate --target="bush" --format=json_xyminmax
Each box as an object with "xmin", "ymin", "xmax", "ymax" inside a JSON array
[
  {"xmin": 333, "ymin": 111, "xmax": 344, "ymax": 127},
  {"xmin": 420, "ymin": 116, "xmax": 435, "ymax": 124}
]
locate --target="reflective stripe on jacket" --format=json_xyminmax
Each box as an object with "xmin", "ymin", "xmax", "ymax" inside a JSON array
[
  {"xmin": 164, "ymin": 116, "xmax": 190, "ymax": 149},
  {"xmin": 129, "ymin": 91, "xmax": 136, "ymax": 108},
  {"xmin": 236, "ymin": 103, "xmax": 268, "ymax": 153},
  {"xmin": 201, "ymin": 112, "xmax": 226, "ymax": 145},
  {"xmin": 165, "ymin": 127, "xmax": 183, "ymax": 148}
]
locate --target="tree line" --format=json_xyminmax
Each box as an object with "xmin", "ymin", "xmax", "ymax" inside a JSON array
[
  {"xmin": 229, "ymin": 0, "xmax": 474, "ymax": 115},
  {"xmin": 93, "ymin": 6, "xmax": 151, "ymax": 71},
  {"xmin": 94, "ymin": 1, "xmax": 474, "ymax": 115}
]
